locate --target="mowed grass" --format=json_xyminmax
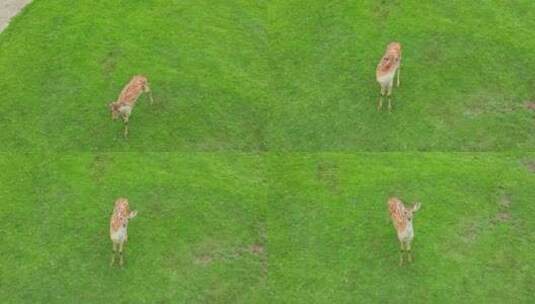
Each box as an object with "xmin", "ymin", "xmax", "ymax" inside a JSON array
[
  {"xmin": 0, "ymin": 153, "xmax": 267, "ymax": 303},
  {"xmin": 0, "ymin": 1, "xmax": 534, "ymax": 151},
  {"xmin": 0, "ymin": 0, "xmax": 268, "ymax": 151},
  {"xmin": 267, "ymin": 0, "xmax": 535, "ymax": 151},
  {"xmin": 267, "ymin": 153, "xmax": 535, "ymax": 303},
  {"xmin": 1, "ymin": 153, "xmax": 534, "ymax": 302}
]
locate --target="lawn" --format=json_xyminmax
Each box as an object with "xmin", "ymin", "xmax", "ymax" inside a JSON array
[
  {"xmin": 1, "ymin": 1, "xmax": 534, "ymax": 303},
  {"xmin": 0, "ymin": 1, "xmax": 534, "ymax": 151},
  {"xmin": 0, "ymin": 153, "xmax": 267, "ymax": 303},
  {"xmin": 267, "ymin": 153, "xmax": 535, "ymax": 303},
  {"xmin": 1, "ymin": 153, "xmax": 534, "ymax": 303}
]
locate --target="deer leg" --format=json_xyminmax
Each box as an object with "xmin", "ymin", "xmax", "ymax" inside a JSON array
[
  {"xmin": 149, "ymin": 91, "xmax": 154, "ymax": 104},
  {"xmin": 110, "ymin": 242, "xmax": 117, "ymax": 266},
  {"xmin": 123, "ymin": 116, "xmax": 129, "ymax": 139},
  {"xmin": 387, "ymin": 83, "xmax": 393, "ymax": 112},
  {"xmin": 407, "ymin": 242, "xmax": 412, "ymax": 263},
  {"xmin": 119, "ymin": 242, "xmax": 124, "ymax": 266},
  {"xmin": 145, "ymin": 84, "xmax": 154, "ymax": 104},
  {"xmin": 396, "ymin": 67, "xmax": 400, "ymax": 87},
  {"xmin": 378, "ymin": 86, "xmax": 384, "ymax": 111},
  {"xmin": 399, "ymin": 242, "xmax": 405, "ymax": 266}
]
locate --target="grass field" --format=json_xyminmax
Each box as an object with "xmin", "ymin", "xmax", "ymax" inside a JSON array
[
  {"xmin": 0, "ymin": 153, "xmax": 267, "ymax": 303},
  {"xmin": 0, "ymin": 1, "xmax": 534, "ymax": 151},
  {"xmin": 1, "ymin": 153, "xmax": 534, "ymax": 303},
  {"xmin": 1, "ymin": 1, "xmax": 534, "ymax": 303},
  {"xmin": 267, "ymin": 153, "xmax": 535, "ymax": 303}
]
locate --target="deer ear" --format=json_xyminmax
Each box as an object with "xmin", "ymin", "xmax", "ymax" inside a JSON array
[
  {"xmin": 412, "ymin": 202, "xmax": 421, "ymax": 212},
  {"xmin": 129, "ymin": 210, "xmax": 138, "ymax": 218}
]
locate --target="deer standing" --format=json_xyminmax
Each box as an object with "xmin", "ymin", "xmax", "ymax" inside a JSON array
[
  {"xmin": 388, "ymin": 197, "xmax": 421, "ymax": 266},
  {"xmin": 376, "ymin": 42, "xmax": 402, "ymax": 111},
  {"xmin": 110, "ymin": 198, "xmax": 138, "ymax": 266},
  {"xmin": 108, "ymin": 75, "xmax": 154, "ymax": 138}
]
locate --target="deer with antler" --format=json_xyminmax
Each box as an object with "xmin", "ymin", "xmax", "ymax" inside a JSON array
[
  {"xmin": 110, "ymin": 198, "xmax": 138, "ymax": 266},
  {"xmin": 108, "ymin": 75, "xmax": 154, "ymax": 138},
  {"xmin": 376, "ymin": 42, "xmax": 402, "ymax": 111},
  {"xmin": 388, "ymin": 197, "xmax": 421, "ymax": 266}
]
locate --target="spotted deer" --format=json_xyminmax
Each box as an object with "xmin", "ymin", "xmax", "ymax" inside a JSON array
[
  {"xmin": 110, "ymin": 198, "xmax": 138, "ymax": 266},
  {"xmin": 376, "ymin": 42, "xmax": 402, "ymax": 111},
  {"xmin": 388, "ymin": 197, "xmax": 421, "ymax": 266},
  {"xmin": 108, "ymin": 75, "xmax": 154, "ymax": 138}
]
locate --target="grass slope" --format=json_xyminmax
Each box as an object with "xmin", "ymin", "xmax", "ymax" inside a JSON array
[
  {"xmin": 0, "ymin": 1, "xmax": 534, "ymax": 151},
  {"xmin": 267, "ymin": 153, "xmax": 535, "ymax": 303},
  {"xmin": 0, "ymin": 153, "xmax": 267, "ymax": 303}
]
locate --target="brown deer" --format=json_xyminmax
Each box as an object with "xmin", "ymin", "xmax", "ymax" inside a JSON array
[
  {"xmin": 376, "ymin": 42, "xmax": 402, "ymax": 111},
  {"xmin": 108, "ymin": 75, "xmax": 154, "ymax": 138},
  {"xmin": 388, "ymin": 197, "xmax": 421, "ymax": 266},
  {"xmin": 110, "ymin": 198, "xmax": 138, "ymax": 266}
]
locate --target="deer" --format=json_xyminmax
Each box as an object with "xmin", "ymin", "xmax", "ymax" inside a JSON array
[
  {"xmin": 388, "ymin": 197, "xmax": 421, "ymax": 266},
  {"xmin": 108, "ymin": 75, "xmax": 154, "ymax": 138},
  {"xmin": 110, "ymin": 198, "xmax": 138, "ymax": 266},
  {"xmin": 376, "ymin": 42, "xmax": 402, "ymax": 111}
]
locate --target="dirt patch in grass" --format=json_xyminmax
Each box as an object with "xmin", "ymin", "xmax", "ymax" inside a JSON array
[
  {"xmin": 524, "ymin": 101, "xmax": 535, "ymax": 111},
  {"xmin": 498, "ymin": 192, "xmax": 512, "ymax": 208},
  {"xmin": 192, "ymin": 224, "xmax": 267, "ymax": 274},
  {"xmin": 522, "ymin": 160, "xmax": 535, "ymax": 173},
  {"xmin": 372, "ymin": 0, "xmax": 400, "ymax": 20},
  {"xmin": 463, "ymin": 93, "xmax": 520, "ymax": 118},
  {"xmin": 101, "ymin": 48, "xmax": 122, "ymax": 79},
  {"xmin": 194, "ymin": 254, "xmax": 213, "ymax": 266},
  {"xmin": 248, "ymin": 244, "xmax": 265, "ymax": 255},
  {"xmin": 492, "ymin": 212, "xmax": 511, "ymax": 224},
  {"xmin": 317, "ymin": 160, "xmax": 339, "ymax": 193},
  {"xmin": 461, "ymin": 221, "xmax": 481, "ymax": 243},
  {"xmin": 90, "ymin": 154, "xmax": 112, "ymax": 183},
  {"xmin": 491, "ymin": 191, "xmax": 512, "ymax": 225}
]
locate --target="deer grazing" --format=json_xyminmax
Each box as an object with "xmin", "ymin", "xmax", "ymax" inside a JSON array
[
  {"xmin": 388, "ymin": 197, "xmax": 421, "ymax": 266},
  {"xmin": 108, "ymin": 75, "xmax": 154, "ymax": 138},
  {"xmin": 110, "ymin": 198, "xmax": 138, "ymax": 266},
  {"xmin": 376, "ymin": 42, "xmax": 402, "ymax": 111}
]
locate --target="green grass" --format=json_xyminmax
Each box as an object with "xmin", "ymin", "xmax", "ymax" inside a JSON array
[
  {"xmin": 0, "ymin": 0, "xmax": 268, "ymax": 151},
  {"xmin": 0, "ymin": 153, "xmax": 267, "ymax": 303},
  {"xmin": 1, "ymin": 153, "xmax": 534, "ymax": 303},
  {"xmin": 267, "ymin": 0, "xmax": 535, "ymax": 151},
  {"xmin": 1, "ymin": 1, "xmax": 534, "ymax": 303},
  {"xmin": 267, "ymin": 153, "xmax": 535, "ymax": 303},
  {"xmin": 0, "ymin": 1, "xmax": 534, "ymax": 151}
]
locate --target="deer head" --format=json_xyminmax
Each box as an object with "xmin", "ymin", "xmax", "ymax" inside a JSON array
[
  {"xmin": 404, "ymin": 202, "xmax": 421, "ymax": 222},
  {"xmin": 109, "ymin": 102, "xmax": 120, "ymax": 120}
]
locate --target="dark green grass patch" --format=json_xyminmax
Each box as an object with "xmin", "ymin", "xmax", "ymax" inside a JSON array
[
  {"xmin": 0, "ymin": 153, "xmax": 267, "ymax": 303},
  {"xmin": 267, "ymin": 153, "xmax": 535, "ymax": 303}
]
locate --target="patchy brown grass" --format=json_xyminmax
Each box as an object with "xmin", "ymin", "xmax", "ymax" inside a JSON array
[
  {"xmin": 522, "ymin": 159, "xmax": 535, "ymax": 173},
  {"xmin": 492, "ymin": 212, "xmax": 511, "ymax": 224},
  {"xmin": 461, "ymin": 221, "xmax": 481, "ymax": 243},
  {"xmin": 524, "ymin": 101, "xmax": 535, "ymax": 111},
  {"xmin": 317, "ymin": 160, "xmax": 339, "ymax": 193},
  {"xmin": 101, "ymin": 48, "xmax": 122, "ymax": 78},
  {"xmin": 194, "ymin": 254, "xmax": 213, "ymax": 266}
]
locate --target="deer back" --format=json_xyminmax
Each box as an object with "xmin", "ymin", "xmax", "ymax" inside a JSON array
[
  {"xmin": 388, "ymin": 197, "xmax": 408, "ymax": 233},
  {"xmin": 116, "ymin": 75, "xmax": 148, "ymax": 106},
  {"xmin": 376, "ymin": 42, "xmax": 401, "ymax": 78},
  {"xmin": 110, "ymin": 198, "xmax": 131, "ymax": 232}
]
